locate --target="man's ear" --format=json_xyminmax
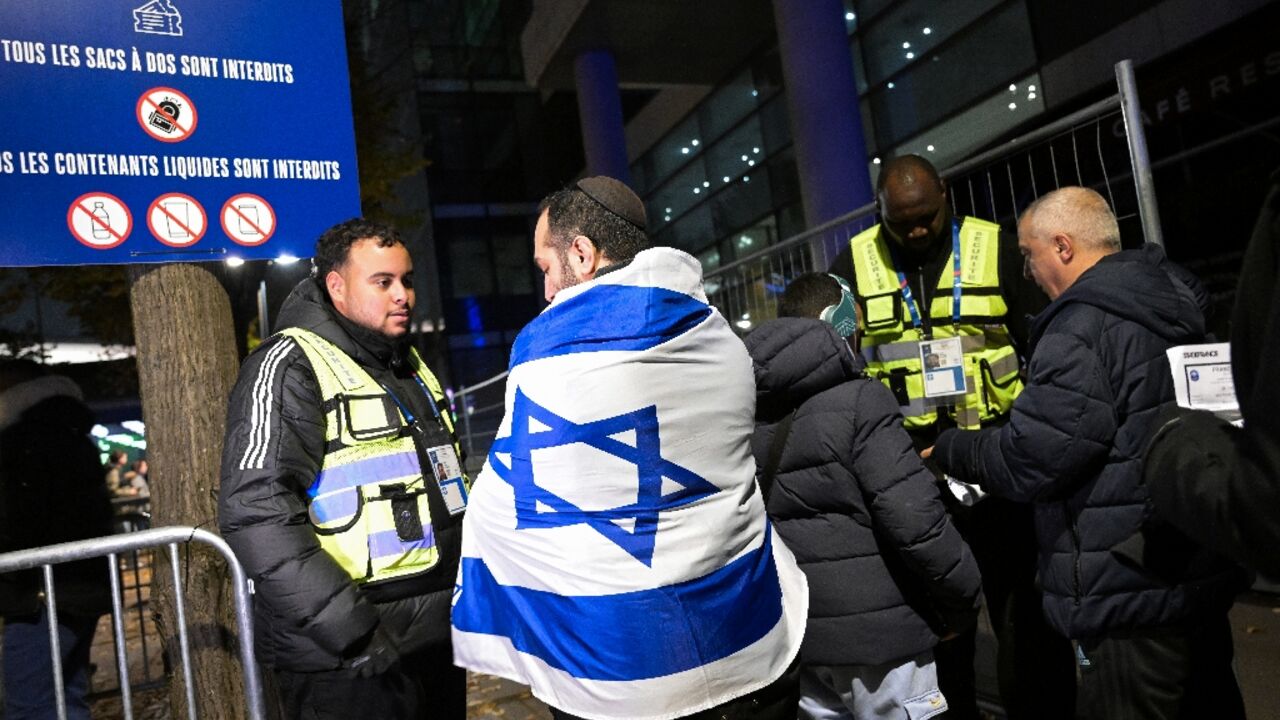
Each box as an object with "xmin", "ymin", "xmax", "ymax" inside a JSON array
[
  {"xmin": 1054, "ymin": 233, "xmax": 1075, "ymax": 263},
  {"xmin": 568, "ymin": 234, "xmax": 600, "ymax": 279},
  {"xmin": 325, "ymin": 270, "xmax": 345, "ymax": 305}
]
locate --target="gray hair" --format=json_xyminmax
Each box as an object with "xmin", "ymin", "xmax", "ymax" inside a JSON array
[{"xmin": 1021, "ymin": 187, "xmax": 1121, "ymax": 252}]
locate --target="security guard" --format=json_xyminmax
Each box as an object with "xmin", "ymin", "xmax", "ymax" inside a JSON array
[
  {"xmin": 219, "ymin": 218, "xmax": 468, "ymax": 720},
  {"xmin": 830, "ymin": 155, "xmax": 1073, "ymax": 720}
]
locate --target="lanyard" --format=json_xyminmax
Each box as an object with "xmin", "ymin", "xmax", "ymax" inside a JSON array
[
  {"xmin": 380, "ymin": 375, "xmax": 443, "ymax": 428},
  {"xmin": 888, "ymin": 219, "xmax": 962, "ymax": 333}
]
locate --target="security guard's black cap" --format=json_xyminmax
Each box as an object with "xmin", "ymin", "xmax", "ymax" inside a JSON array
[{"xmin": 575, "ymin": 176, "xmax": 646, "ymax": 232}]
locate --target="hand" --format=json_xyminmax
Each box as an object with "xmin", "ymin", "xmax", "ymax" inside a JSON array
[
  {"xmin": 920, "ymin": 446, "xmax": 934, "ymax": 460},
  {"xmin": 347, "ymin": 625, "xmax": 400, "ymax": 678}
]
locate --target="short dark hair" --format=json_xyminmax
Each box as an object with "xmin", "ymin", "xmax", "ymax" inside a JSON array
[
  {"xmin": 876, "ymin": 154, "xmax": 944, "ymax": 195},
  {"xmin": 779, "ymin": 273, "xmax": 842, "ymax": 319},
  {"xmin": 537, "ymin": 188, "xmax": 648, "ymax": 264},
  {"xmin": 312, "ymin": 218, "xmax": 403, "ymax": 288}
]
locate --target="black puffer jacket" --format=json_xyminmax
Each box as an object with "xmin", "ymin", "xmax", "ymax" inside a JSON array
[
  {"xmin": 935, "ymin": 245, "xmax": 1246, "ymax": 639},
  {"xmin": 0, "ymin": 373, "xmax": 113, "ymax": 617},
  {"xmin": 218, "ymin": 280, "xmax": 462, "ymax": 671},
  {"xmin": 746, "ymin": 318, "xmax": 981, "ymax": 667}
]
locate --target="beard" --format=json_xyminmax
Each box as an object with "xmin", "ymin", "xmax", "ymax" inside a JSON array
[{"xmin": 553, "ymin": 243, "xmax": 582, "ymax": 295}]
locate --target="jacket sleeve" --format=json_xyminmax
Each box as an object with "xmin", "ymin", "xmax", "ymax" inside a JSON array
[
  {"xmin": 217, "ymin": 336, "xmax": 378, "ymax": 656},
  {"xmin": 1145, "ymin": 407, "xmax": 1280, "ymax": 577},
  {"xmin": 851, "ymin": 382, "xmax": 982, "ymax": 632},
  {"xmin": 934, "ymin": 321, "xmax": 1117, "ymax": 502}
]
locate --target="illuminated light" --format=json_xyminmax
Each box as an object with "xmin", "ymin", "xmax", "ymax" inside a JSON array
[
  {"xmin": 1029, "ymin": 84, "xmax": 1037, "ymax": 92},
  {"xmin": 226, "ymin": 256, "xmax": 245, "ymax": 268},
  {"xmin": 753, "ymin": 147, "xmax": 760, "ymax": 154},
  {"xmin": 927, "ymin": 144, "xmax": 935, "ymax": 152},
  {"xmin": 735, "ymin": 319, "xmax": 752, "ymax": 330},
  {"xmin": 887, "ymin": 82, "xmax": 895, "ymax": 89},
  {"xmin": 122, "ymin": 420, "xmax": 146, "ymax": 434},
  {"xmin": 906, "ymin": 52, "xmax": 915, "ymax": 60},
  {"xmin": 276, "ymin": 254, "xmax": 299, "ymax": 265},
  {"xmin": 902, "ymin": 41, "xmax": 911, "ymax": 49},
  {"xmin": 873, "ymin": 157, "xmax": 881, "ymax": 165},
  {"xmin": 748, "ymin": 160, "xmax": 756, "ymax": 167},
  {"xmin": 1009, "ymin": 84, "xmax": 1017, "ymax": 92},
  {"xmin": 742, "ymin": 155, "xmax": 749, "ymax": 161},
  {"xmin": 738, "ymin": 236, "xmax": 753, "ymax": 247},
  {"xmin": 723, "ymin": 176, "xmax": 731, "ymax": 182},
  {"xmin": 845, "ymin": 11, "xmax": 855, "ymax": 21},
  {"xmin": 665, "ymin": 207, "xmax": 672, "ymax": 213},
  {"xmin": 751, "ymin": 89, "xmax": 759, "ymax": 97},
  {"xmin": 681, "ymin": 147, "xmax": 689, "ymax": 154},
  {"xmin": 1028, "ymin": 92, "xmax": 1037, "ymax": 100},
  {"xmin": 702, "ymin": 181, "xmax": 710, "ymax": 188},
  {"xmin": 1008, "ymin": 102, "xmax": 1017, "ymax": 110},
  {"xmin": 923, "ymin": 27, "xmax": 932, "ymax": 34},
  {"xmin": 91, "ymin": 425, "xmax": 109, "ymax": 438},
  {"xmin": 664, "ymin": 215, "xmax": 672, "ymax": 221},
  {"xmin": 693, "ymin": 187, "xmax": 701, "ymax": 194},
  {"xmin": 741, "ymin": 312, "xmax": 751, "ymax": 320},
  {"xmin": 743, "ymin": 176, "xmax": 750, "ymax": 182},
  {"xmin": 691, "ymin": 139, "xmax": 700, "ymax": 146}
]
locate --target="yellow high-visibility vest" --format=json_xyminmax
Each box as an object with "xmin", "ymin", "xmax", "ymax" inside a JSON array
[
  {"xmin": 849, "ymin": 218, "xmax": 1023, "ymax": 430},
  {"xmin": 281, "ymin": 327, "xmax": 467, "ymax": 585}
]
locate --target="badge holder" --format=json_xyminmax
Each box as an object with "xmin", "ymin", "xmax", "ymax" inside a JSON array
[
  {"xmin": 920, "ymin": 336, "xmax": 968, "ymax": 406},
  {"xmin": 426, "ymin": 443, "xmax": 468, "ymax": 516}
]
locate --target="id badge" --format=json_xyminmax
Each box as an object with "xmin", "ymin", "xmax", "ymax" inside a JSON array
[
  {"xmin": 427, "ymin": 444, "xmax": 468, "ymax": 516},
  {"xmin": 920, "ymin": 336, "xmax": 968, "ymax": 399}
]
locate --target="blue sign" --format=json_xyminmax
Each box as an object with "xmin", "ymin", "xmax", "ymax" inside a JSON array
[{"xmin": 0, "ymin": 0, "xmax": 361, "ymax": 266}]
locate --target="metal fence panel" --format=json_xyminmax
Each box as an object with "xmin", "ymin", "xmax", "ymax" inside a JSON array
[{"xmin": 0, "ymin": 527, "xmax": 264, "ymax": 720}]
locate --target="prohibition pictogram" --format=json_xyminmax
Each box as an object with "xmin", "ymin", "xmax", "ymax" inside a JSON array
[
  {"xmin": 221, "ymin": 194, "xmax": 276, "ymax": 246},
  {"xmin": 66, "ymin": 192, "xmax": 132, "ymax": 249},
  {"xmin": 135, "ymin": 87, "xmax": 198, "ymax": 142},
  {"xmin": 147, "ymin": 192, "xmax": 206, "ymax": 247}
]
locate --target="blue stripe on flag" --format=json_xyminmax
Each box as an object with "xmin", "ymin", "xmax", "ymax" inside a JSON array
[
  {"xmin": 369, "ymin": 527, "xmax": 435, "ymax": 559},
  {"xmin": 510, "ymin": 284, "xmax": 712, "ymax": 369},
  {"xmin": 452, "ymin": 527, "xmax": 783, "ymax": 681},
  {"xmin": 308, "ymin": 451, "xmax": 421, "ymax": 498}
]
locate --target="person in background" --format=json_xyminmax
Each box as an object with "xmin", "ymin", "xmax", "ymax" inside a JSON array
[
  {"xmin": 745, "ymin": 272, "xmax": 980, "ymax": 719},
  {"xmin": 0, "ymin": 359, "xmax": 114, "ymax": 720}
]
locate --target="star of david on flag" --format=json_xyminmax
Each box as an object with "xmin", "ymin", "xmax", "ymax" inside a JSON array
[{"xmin": 488, "ymin": 386, "xmax": 719, "ymax": 566}]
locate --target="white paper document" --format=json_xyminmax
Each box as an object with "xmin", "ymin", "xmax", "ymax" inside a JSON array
[{"xmin": 1166, "ymin": 342, "xmax": 1238, "ymax": 415}]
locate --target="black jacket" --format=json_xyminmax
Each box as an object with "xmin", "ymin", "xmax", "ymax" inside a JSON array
[
  {"xmin": 746, "ymin": 319, "xmax": 980, "ymax": 666},
  {"xmin": 0, "ymin": 374, "xmax": 114, "ymax": 617},
  {"xmin": 934, "ymin": 245, "xmax": 1245, "ymax": 639},
  {"xmin": 1145, "ymin": 170, "xmax": 1280, "ymax": 577},
  {"xmin": 218, "ymin": 280, "xmax": 461, "ymax": 672}
]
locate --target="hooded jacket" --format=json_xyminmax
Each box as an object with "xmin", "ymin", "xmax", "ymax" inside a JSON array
[
  {"xmin": 0, "ymin": 373, "xmax": 114, "ymax": 617},
  {"xmin": 934, "ymin": 245, "xmax": 1245, "ymax": 638},
  {"xmin": 746, "ymin": 318, "xmax": 980, "ymax": 666},
  {"xmin": 218, "ymin": 279, "xmax": 461, "ymax": 671},
  {"xmin": 1145, "ymin": 169, "xmax": 1280, "ymax": 577}
]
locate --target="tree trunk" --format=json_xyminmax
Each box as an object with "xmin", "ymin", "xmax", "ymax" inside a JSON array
[{"xmin": 128, "ymin": 263, "xmax": 251, "ymax": 719}]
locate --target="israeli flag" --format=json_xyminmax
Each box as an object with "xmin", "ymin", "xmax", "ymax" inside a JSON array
[{"xmin": 452, "ymin": 248, "xmax": 808, "ymax": 720}]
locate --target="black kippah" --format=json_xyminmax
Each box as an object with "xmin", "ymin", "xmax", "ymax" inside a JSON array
[{"xmin": 575, "ymin": 176, "xmax": 647, "ymax": 231}]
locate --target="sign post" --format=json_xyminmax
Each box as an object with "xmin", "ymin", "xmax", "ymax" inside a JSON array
[{"xmin": 0, "ymin": 0, "xmax": 361, "ymax": 266}]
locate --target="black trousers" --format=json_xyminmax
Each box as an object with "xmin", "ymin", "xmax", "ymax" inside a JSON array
[
  {"xmin": 549, "ymin": 659, "xmax": 800, "ymax": 720},
  {"xmin": 1075, "ymin": 613, "xmax": 1245, "ymax": 720},
  {"xmin": 934, "ymin": 496, "xmax": 1076, "ymax": 720},
  {"xmin": 272, "ymin": 644, "xmax": 465, "ymax": 720}
]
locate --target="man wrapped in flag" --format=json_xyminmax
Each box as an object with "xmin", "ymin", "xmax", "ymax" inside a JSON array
[{"xmin": 452, "ymin": 176, "xmax": 809, "ymax": 720}]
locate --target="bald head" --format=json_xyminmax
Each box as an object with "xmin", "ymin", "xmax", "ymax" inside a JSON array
[
  {"xmin": 1017, "ymin": 187, "xmax": 1121, "ymax": 299},
  {"xmin": 877, "ymin": 155, "xmax": 949, "ymax": 253}
]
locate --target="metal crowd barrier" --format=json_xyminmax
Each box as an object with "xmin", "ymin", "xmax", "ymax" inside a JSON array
[
  {"xmin": 451, "ymin": 370, "xmax": 509, "ymax": 477},
  {"xmin": 706, "ymin": 59, "xmax": 1162, "ymax": 331},
  {"xmin": 0, "ymin": 527, "xmax": 265, "ymax": 720}
]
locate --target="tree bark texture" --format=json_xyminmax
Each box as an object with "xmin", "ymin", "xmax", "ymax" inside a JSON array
[{"xmin": 128, "ymin": 263, "xmax": 252, "ymax": 720}]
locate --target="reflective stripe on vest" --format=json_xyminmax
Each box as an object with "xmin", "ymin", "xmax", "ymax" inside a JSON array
[
  {"xmin": 280, "ymin": 327, "xmax": 463, "ymax": 585},
  {"xmin": 848, "ymin": 218, "xmax": 1024, "ymax": 430}
]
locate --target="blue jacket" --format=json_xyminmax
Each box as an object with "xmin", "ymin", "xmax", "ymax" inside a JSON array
[
  {"xmin": 934, "ymin": 245, "xmax": 1245, "ymax": 639},
  {"xmin": 747, "ymin": 318, "xmax": 980, "ymax": 666}
]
